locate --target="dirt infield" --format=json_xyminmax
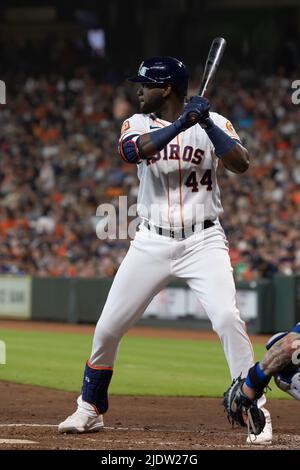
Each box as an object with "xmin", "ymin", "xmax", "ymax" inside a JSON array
[
  {"xmin": 0, "ymin": 381, "xmax": 299, "ymax": 450},
  {"xmin": 0, "ymin": 321, "xmax": 299, "ymax": 450}
]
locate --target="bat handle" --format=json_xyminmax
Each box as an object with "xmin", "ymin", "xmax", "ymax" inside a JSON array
[
  {"xmin": 186, "ymin": 86, "xmax": 206, "ymax": 125},
  {"xmin": 187, "ymin": 112, "xmax": 199, "ymax": 124}
]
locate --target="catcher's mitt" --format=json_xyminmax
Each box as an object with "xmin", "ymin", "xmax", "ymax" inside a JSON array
[{"xmin": 223, "ymin": 376, "xmax": 265, "ymax": 436}]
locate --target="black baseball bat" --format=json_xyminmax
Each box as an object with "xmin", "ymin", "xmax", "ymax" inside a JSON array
[{"xmin": 189, "ymin": 37, "xmax": 226, "ymax": 123}]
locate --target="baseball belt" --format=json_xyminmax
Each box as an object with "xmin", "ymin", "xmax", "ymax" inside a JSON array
[{"xmin": 144, "ymin": 220, "xmax": 215, "ymax": 240}]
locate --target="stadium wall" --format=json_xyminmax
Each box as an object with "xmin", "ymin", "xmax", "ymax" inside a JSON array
[{"xmin": 0, "ymin": 276, "xmax": 299, "ymax": 333}]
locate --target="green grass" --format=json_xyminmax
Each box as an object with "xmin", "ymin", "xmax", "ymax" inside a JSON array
[{"xmin": 0, "ymin": 327, "xmax": 288, "ymax": 398}]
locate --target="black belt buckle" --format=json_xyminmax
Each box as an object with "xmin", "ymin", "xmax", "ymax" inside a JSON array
[{"xmin": 204, "ymin": 220, "xmax": 214, "ymax": 230}]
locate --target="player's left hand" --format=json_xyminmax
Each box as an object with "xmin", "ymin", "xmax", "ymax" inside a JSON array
[
  {"xmin": 223, "ymin": 376, "xmax": 266, "ymax": 435},
  {"xmin": 186, "ymin": 96, "xmax": 210, "ymax": 125},
  {"xmin": 175, "ymin": 96, "xmax": 211, "ymax": 131}
]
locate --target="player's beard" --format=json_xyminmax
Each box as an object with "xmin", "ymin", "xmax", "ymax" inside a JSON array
[{"xmin": 139, "ymin": 95, "xmax": 165, "ymax": 115}]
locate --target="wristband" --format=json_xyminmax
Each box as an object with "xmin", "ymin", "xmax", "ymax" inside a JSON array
[{"xmin": 245, "ymin": 362, "xmax": 271, "ymax": 398}]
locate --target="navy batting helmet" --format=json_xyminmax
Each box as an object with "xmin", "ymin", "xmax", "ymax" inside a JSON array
[{"xmin": 128, "ymin": 56, "xmax": 189, "ymax": 97}]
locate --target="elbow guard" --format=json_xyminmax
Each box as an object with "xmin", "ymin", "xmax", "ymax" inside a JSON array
[{"xmin": 119, "ymin": 135, "xmax": 141, "ymax": 164}]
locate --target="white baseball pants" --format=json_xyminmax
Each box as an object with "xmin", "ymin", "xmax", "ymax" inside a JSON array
[{"xmin": 90, "ymin": 222, "xmax": 254, "ymax": 380}]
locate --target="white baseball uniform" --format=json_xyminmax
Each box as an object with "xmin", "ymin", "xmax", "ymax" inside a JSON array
[{"xmin": 90, "ymin": 112, "xmax": 255, "ymax": 380}]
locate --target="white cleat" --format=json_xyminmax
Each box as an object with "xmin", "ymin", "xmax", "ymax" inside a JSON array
[
  {"xmin": 58, "ymin": 410, "xmax": 104, "ymax": 434},
  {"xmin": 246, "ymin": 408, "xmax": 272, "ymax": 445}
]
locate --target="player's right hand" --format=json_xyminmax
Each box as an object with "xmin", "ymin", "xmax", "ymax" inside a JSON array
[{"xmin": 176, "ymin": 96, "xmax": 211, "ymax": 131}]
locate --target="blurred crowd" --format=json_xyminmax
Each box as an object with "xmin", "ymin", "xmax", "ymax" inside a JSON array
[
  {"xmin": 208, "ymin": 74, "xmax": 300, "ymax": 280},
  {"xmin": 0, "ymin": 39, "xmax": 300, "ymax": 280}
]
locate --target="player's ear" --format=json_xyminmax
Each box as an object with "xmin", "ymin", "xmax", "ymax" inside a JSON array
[{"xmin": 162, "ymin": 84, "xmax": 172, "ymax": 98}]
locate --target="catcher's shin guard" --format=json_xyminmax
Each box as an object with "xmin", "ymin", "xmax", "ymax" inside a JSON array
[{"xmin": 81, "ymin": 360, "xmax": 113, "ymax": 414}]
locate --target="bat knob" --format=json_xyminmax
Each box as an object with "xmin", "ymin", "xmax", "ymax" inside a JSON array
[{"xmin": 187, "ymin": 112, "xmax": 199, "ymax": 124}]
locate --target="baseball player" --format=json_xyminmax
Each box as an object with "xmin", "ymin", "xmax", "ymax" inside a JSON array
[
  {"xmin": 224, "ymin": 322, "xmax": 300, "ymax": 442},
  {"xmin": 58, "ymin": 56, "xmax": 272, "ymax": 443}
]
